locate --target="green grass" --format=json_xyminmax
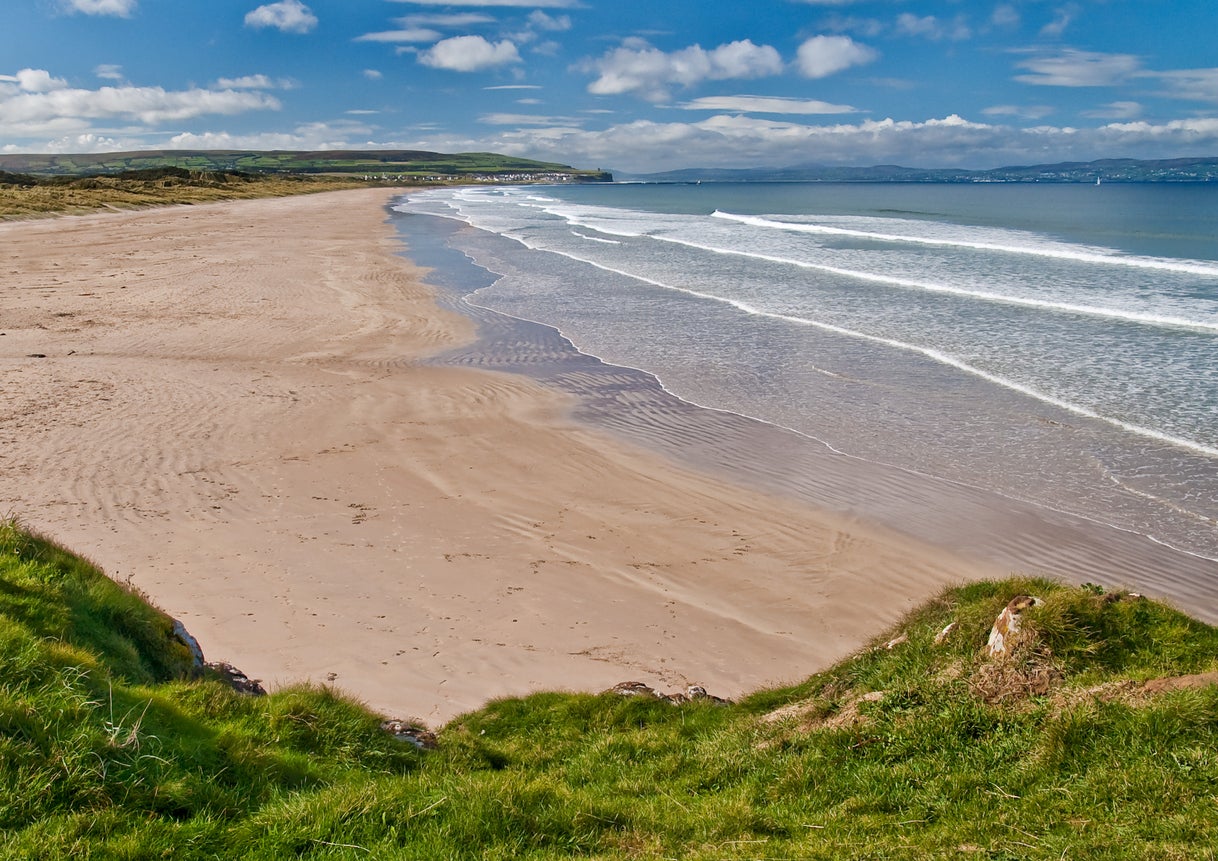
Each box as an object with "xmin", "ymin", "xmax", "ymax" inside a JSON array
[
  {"xmin": 0, "ymin": 149, "xmax": 612, "ymax": 180},
  {"xmin": 3, "ymin": 518, "xmax": 1218, "ymax": 858},
  {"xmin": 0, "ymin": 168, "xmax": 368, "ymax": 219}
]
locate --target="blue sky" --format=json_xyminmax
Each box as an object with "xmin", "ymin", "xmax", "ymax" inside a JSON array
[{"xmin": 2, "ymin": 0, "xmax": 1216, "ymax": 173}]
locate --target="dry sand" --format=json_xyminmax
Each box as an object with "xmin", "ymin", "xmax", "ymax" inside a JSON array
[{"xmin": 1, "ymin": 188, "xmax": 1003, "ymax": 723}]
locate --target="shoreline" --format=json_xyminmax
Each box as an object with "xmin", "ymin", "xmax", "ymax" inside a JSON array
[
  {"xmin": 398, "ymin": 208, "xmax": 1218, "ymax": 624},
  {"xmin": 0, "ymin": 189, "xmax": 1192, "ymax": 725}
]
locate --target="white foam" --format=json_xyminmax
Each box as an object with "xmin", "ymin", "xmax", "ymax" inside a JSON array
[
  {"xmin": 647, "ymin": 233, "xmax": 1218, "ymax": 334},
  {"xmin": 483, "ymin": 236, "xmax": 1218, "ymax": 461},
  {"xmin": 713, "ymin": 210, "xmax": 1218, "ymax": 278}
]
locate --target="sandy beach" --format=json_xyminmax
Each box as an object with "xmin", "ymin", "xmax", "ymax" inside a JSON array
[{"xmin": 0, "ymin": 188, "xmax": 1042, "ymax": 723}]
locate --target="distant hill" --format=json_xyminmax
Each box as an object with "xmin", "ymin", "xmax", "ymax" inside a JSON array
[
  {"xmin": 0, "ymin": 149, "xmax": 613, "ymax": 182},
  {"xmin": 622, "ymin": 156, "xmax": 1218, "ymax": 183}
]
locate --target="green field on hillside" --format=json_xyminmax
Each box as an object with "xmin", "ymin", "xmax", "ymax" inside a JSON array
[
  {"xmin": 3, "ymin": 518, "xmax": 1217, "ymax": 859},
  {"xmin": 0, "ymin": 149, "xmax": 612, "ymax": 181}
]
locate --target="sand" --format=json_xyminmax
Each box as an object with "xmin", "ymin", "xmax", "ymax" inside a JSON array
[{"xmin": 1, "ymin": 188, "xmax": 1009, "ymax": 723}]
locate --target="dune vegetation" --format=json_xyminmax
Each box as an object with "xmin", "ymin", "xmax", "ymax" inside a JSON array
[
  {"xmin": 2, "ymin": 517, "xmax": 1217, "ymax": 859},
  {"xmin": 0, "ymin": 167, "xmax": 367, "ymax": 220}
]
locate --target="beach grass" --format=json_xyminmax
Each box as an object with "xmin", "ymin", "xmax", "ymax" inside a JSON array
[
  {"xmin": 0, "ymin": 169, "xmax": 368, "ymax": 219},
  {"xmin": 3, "ymin": 517, "xmax": 1218, "ymax": 859}
]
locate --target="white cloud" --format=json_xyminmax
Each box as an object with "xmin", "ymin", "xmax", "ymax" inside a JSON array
[
  {"xmin": 1014, "ymin": 50, "xmax": 1141, "ymax": 87},
  {"xmin": 167, "ymin": 121, "xmax": 373, "ymax": 152},
  {"xmin": 398, "ymin": 13, "xmax": 495, "ymax": 27},
  {"xmin": 389, "ymin": 0, "xmax": 578, "ymax": 6},
  {"xmin": 244, "ymin": 0, "xmax": 317, "ymax": 35},
  {"xmin": 356, "ymin": 28, "xmax": 441, "ymax": 43},
  {"xmin": 982, "ymin": 104, "xmax": 1055, "ymax": 120},
  {"xmin": 896, "ymin": 13, "xmax": 971, "ymax": 41},
  {"xmin": 0, "ymin": 70, "xmax": 280, "ymax": 140},
  {"xmin": 364, "ymin": 69, "xmax": 384, "ymax": 80},
  {"xmin": 9, "ymin": 69, "xmax": 70, "ymax": 94},
  {"xmin": 585, "ymin": 39, "xmax": 783, "ymax": 102},
  {"xmin": 429, "ymin": 112, "xmax": 1218, "ymax": 175},
  {"xmin": 1095, "ymin": 116, "xmax": 1218, "ymax": 148},
  {"xmin": 479, "ymin": 113, "xmax": 581, "ymax": 126},
  {"xmin": 94, "ymin": 64, "xmax": 124, "ymax": 81},
  {"xmin": 1082, "ymin": 101, "xmax": 1142, "ymax": 119},
  {"xmin": 1153, "ymin": 68, "xmax": 1218, "ymax": 104},
  {"xmin": 991, "ymin": 5, "xmax": 1020, "ymax": 28},
  {"xmin": 678, "ymin": 95, "xmax": 858, "ymax": 115},
  {"xmin": 821, "ymin": 14, "xmax": 884, "ymax": 38},
  {"xmin": 60, "ymin": 0, "xmax": 136, "ymax": 17},
  {"xmin": 528, "ymin": 11, "xmax": 570, "ymax": 31},
  {"xmin": 796, "ymin": 35, "xmax": 878, "ymax": 79},
  {"xmin": 1008, "ymin": 49, "xmax": 1140, "ymax": 86},
  {"xmin": 1040, "ymin": 4, "xmax": 1079, "ymax": 38},
  {"xmin": 215, "ymin": 74, "xmax": 295, "ymax": 90},
  {"xmin": 419, "ymin": 36, "xmax": 521, "ymax": 72}
]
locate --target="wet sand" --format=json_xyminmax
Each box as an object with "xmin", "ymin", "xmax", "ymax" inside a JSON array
[{"xmin": 0, "ymin": 188, "xmax": 1197, "ymax": 726}]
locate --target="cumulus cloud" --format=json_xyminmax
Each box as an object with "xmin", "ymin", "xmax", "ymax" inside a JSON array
[
  {"xmin": 167, "ymin": 121, "xmax": 373, "ymax": 152},
  {"xmin": 244, "ymin": 0, "xmax": 317, "ymax": 34},
  {"xmin": 430, "ymin": 112, "xmax": 1218, "ymax": 175},
  {"xmin": 3, "ymin": 69, "xmax": 70, "ymax": 94},
  {"xmin": 94, "ymin": 64, "xmax": 124, "ymax": 81},
  {"xmin": 585, "ymin": 39, "xmax": 783, "ymax": 102},
  {"xmin": 419, "ymin": 36, "xmax": 521, "ymax": 71},
  {"xmin": 60, "ymin": 0, "xmax": 136, "ymax": 17},
  {"xmin": 0, "ymin": 69, "xmax": 279, "ymax": 140},
  {"xmin": 1014, "ymin": 49, "xmax": 1141, "ymax": 87},
  {"xmin": 679, "ymin": 95, "xmax": 858, "ymax": 115},
  {"xmin": 796, "ymin": 35, "xmax": 878, "ymax": 79}
]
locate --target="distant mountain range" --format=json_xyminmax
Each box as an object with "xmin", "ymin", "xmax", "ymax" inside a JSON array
[{"xmin": 620, "ymin": 156, "xmax": 1218, "ymax": 184}]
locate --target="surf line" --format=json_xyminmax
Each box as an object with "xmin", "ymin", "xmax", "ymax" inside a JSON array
[
  {"xmin": 712, "ymin": 211, "xmax": 1218, "ymax": 279},
  {"xmin": 648, "ymin": 234, "xmax": 1218, "ymax": 334},
  {"xmin": 490, "ymin": 238, "xmax": 1218, "ymax": 462}
]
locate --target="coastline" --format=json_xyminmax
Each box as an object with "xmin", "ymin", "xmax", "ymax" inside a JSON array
[
  {"xmin": 0, "ymin": 188, "xmax": 1181, "ymax": 726},
  {"xmin": 401, "ymin": 209, "xmax": 1218, "ymax": 622}
]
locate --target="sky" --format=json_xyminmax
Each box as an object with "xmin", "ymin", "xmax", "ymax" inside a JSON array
[{"xmin": 2, "ymin": 0, "xmax": 1217, "ymax": 174}]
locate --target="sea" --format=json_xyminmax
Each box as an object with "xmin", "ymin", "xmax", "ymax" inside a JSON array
[{"xmin": 390, "ymin": 182, "xmax": 1218, "ymax": 602}]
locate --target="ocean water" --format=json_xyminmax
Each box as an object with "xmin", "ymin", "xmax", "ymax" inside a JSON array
[{"xmin": 392, "ymin": 182, "xmax": 1218, "ymax": 569}]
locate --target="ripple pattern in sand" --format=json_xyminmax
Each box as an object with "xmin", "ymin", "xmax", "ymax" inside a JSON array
[{"xmin": 428, "ymin": 281, "xmax": 1218, "ymax": 621}]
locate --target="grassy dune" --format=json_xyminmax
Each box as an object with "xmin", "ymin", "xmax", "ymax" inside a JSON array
[
  {"xmin": 0, "ymin": 168, "xmax": 367, "ymax": 219},
  {"xmin": 2, "ymin": 518, "xmax": 1217, "ymax": 859}
]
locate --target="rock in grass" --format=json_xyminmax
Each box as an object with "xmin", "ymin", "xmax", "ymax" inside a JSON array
[
  {"xmin": 205, "ymin": 661, "xmax": 267, "ymax": 696},
  {"xmin": 381, "ymin": 719, "xmax": 438, "ymax": 750},
  {"xmin": 607, "ymin": 681, "xmax": 731, "ymax": 705},
  {"xmin": 985, "ymin": 595, "xmax": 1042, "ymax": 658}
]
